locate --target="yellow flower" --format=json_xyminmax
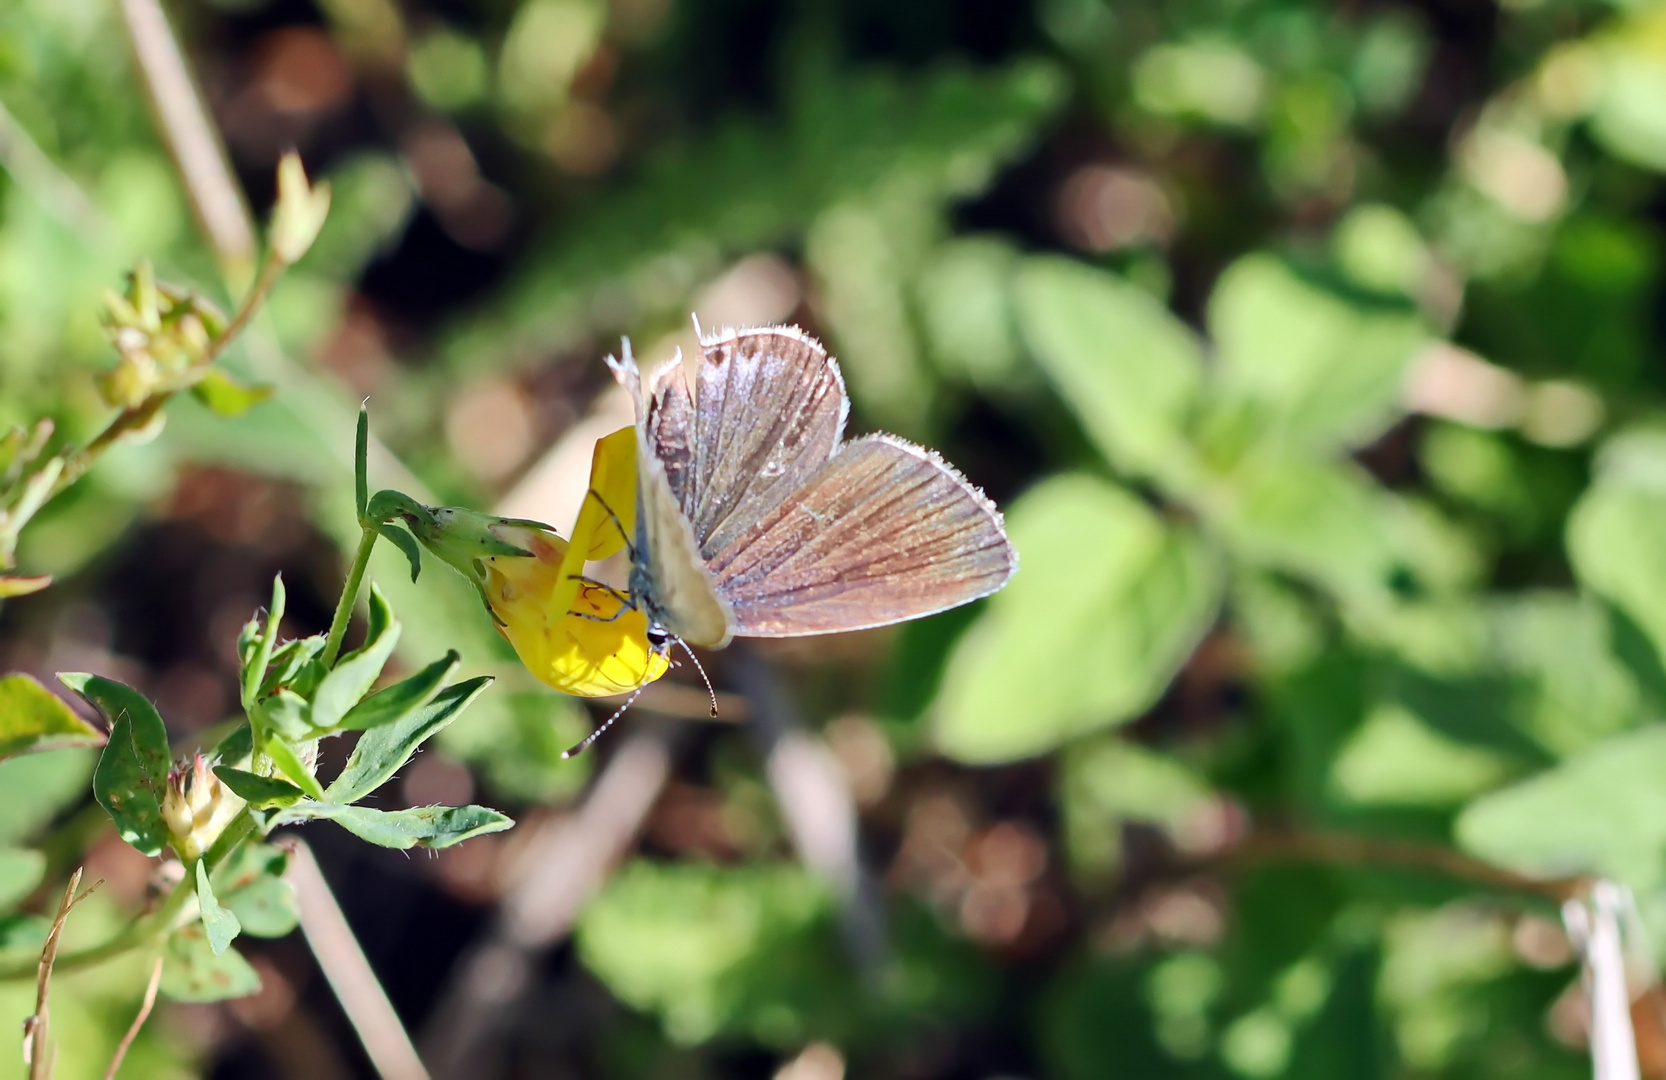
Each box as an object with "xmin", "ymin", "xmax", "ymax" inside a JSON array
[{"xmin": 483, "ymin": 427, "xmax": 668, "ymax": 697}]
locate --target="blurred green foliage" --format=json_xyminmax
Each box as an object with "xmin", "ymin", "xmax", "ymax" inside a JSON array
[{"xmin": 3, "ymin": 0, "xmax": 1666, "ymax": 1076}]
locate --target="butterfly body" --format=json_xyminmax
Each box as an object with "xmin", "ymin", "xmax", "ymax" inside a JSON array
[{"xmin": 609, "ymin": 323, "xmax": 1017, "ymax": 650}]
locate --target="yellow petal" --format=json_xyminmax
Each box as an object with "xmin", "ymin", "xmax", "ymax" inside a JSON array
[
  {"xmin": 486, "ymin": 428, "xmax": 667, "ymax": 697},
  {"xmin": 551, "ymin": 425, "xmax": 637, "ymax": 632}
]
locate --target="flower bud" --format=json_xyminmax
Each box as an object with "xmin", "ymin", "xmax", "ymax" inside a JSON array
[
  {"xmin": 403, "ymin": 504, "xmax": 540, "ymax": 589},
  {"xmin": 161, "ymin": 754, "xmax": 244, "ymax": 861},
  {"xmin": 270, "ymin": 152, "xmax": 332, "ymax": 265}
]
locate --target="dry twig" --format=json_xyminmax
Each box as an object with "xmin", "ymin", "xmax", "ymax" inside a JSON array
[
  {"xmin": 421, "ymin": 730, "xmax": 674, "ymax": 1080},
  {"xmin": 101, "ymin": 955, "xmax": 164, "ymax": 1080},
  {"xmin": 281, "ymin": 838, "xmax": 430, "ymax": 1080},
  {"xmin": 26, "ymin": 869, "xmax": 101, "ymax": 1080}
]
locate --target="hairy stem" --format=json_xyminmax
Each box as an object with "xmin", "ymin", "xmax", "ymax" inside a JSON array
[{"xmin": 323, "ymin": 528, "xmax": 378, "ymax": 668}]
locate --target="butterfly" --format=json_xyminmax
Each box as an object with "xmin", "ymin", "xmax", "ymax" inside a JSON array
[{"xmin": 602, "ymin": 322, "xmax": 1018, "ymax": 652}]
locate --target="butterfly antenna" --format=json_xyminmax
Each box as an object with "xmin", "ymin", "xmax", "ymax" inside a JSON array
[
  {"xmin": 562, "ymin": 685, "xmax": 646, "ymax": 759},
  {"xmin": 675, "ymin": 637, "xmax": 719, "ymax": 718}
]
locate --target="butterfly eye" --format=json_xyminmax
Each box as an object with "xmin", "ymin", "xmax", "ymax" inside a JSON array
[{"xmin": 645, "ymin": 626, "xmax": 671, "ymax": 651}]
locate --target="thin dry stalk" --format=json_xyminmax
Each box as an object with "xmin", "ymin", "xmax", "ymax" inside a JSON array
[
  {"xmin": 117, "ymin": 0, "xmax": 255, "ymax": 279},
  {"xmin": 116, "ymin": 0, "xmax": 430, "ymax": 502},
  {"xmin": 101, "ymin": 955, "xmax": 164, "ymax": 1080},
  {"xmin": 281, "ymin": 838, "xmax": 430, "ymax": 1080},
  {"xmin": 26, "ymin": 870, "xmax": 101, "ymax": 1080},
  {"xmin": 421, "ymin": 729, "xmax": 673, "ymax": 1080},
  {"xmin": 731, "ymin": 645, "xmax": 887, "ymax": 978}
]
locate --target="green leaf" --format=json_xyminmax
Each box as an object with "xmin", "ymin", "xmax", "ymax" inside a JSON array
[
  {"xmin": 1206, "ymin": 254, "xmax": 1426, "ymax": 451},
  {"xmin": 275, "ymin": 802, "xmax": 512, "ymax": 849},
  {"xmin": 337, "ymin": 651, "xmax": 459, "ymax": 732},
  {"xmin": 212, "ymin": 723, "xmax": 254, "ymax": 769},
  {"xmin": 376, "ymin": 522, "xmax": 423, "ymax": 582},
  {"xmin": 934, "ymin": 475, "xmax": 1223, "ymax": 763},
  {"xmin": 0, "ymin": 752, "xmax": 96, "ymax": 847},
  {"xmin": 195, "ymin": 859, "xmax": 241, "ymax": 955},
  {"xmin": 311, "ymin": 585, "xmax": 402, "ymax": 731},
  {"xmin": 1060, "ymin": 739, "xmax": 1213, "ymax": 880},
  {"xmin": 161, "ymin": 926, "xmax": 262, "ymax": 1002},
  {"xmin": 365, "ymin": 488, "xmax": 428, "ymax": 524},
  {"xmin": 1568, "ymin": 473, "xmax": 1666, "ymax": 672},
  {"xmin": 1208, "ymin": 457, "xmax": 1401, "ymax": 605},
  {"xmin": 1456, "ymin": 725, "xmax": 1666, "ymax": 890},
  {"xmin": 0, "ymin": 673, "xmax": 102, "ymax": 760},
  {"xmin": 61, "ymin": 673, "xmax": 171, "ymax": 856},
  {"xmin": 1014, "ymin": 257, "xmax": 1203, "ymax": 486},
  {"xmin": 241, "ymin": 575, "xmax": 286, "ymax": 710},
  {"xmin": 574, "ymin": 861, "xmax": 837, "ymax": 1046},
  {"xmin": 327, "ymin": 675, "xmax": 492, "ymax": 803},
  {"xmin": 258, "ymin": 635, "xmax": 327, "ymax": 699},
  {"xmin": 264, "ymin": 736, "xmax": 325, "ymax": 801},
  {"xmin": 217, "ymin": 845, "xmax": 298, "ymax": 938},
  {"xmin": 190, "ymin": 367, "xmax": 276, "ymax": 417},
  {"xmin": 213, "ymin": 766, "xmax": 305, "ymax": 809},
  {"xmin": 0, "ymin": 915, "xmax": 48, "ymax": 961},
  {"xmin": 0, "ymin": 848, "xmax": 45, "ymax": 910},
  {"xmin": 253, "ymin": 689, "xmax": 313, "ymax": 741},
  {"xmin": 355, "ymin": 403, "xmax": 369, "ymax": 518}
]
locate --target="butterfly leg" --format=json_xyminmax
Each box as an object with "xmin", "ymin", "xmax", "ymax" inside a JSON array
[{"xmin": 567, "ymin": 576, "xmax": 634, "ymax": 624}]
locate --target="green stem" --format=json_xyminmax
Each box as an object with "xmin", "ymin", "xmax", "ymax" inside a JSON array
[
  {"xmin": 0, "ymin": 809, "xmax": 257, "ymax": 982},
  {"xmin": 322, "ymin": 527, "xmax": 377, "ymax": 668}
]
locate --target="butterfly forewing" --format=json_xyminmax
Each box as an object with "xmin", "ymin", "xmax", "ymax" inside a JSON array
[
  {"xmin": 683, "ymin": 328, "xmax": 849, "ymax": 557},
  {"xmin": 703, "ymin": 435, "xmax": 1016, "ymax": 637},
  {"xmin": 610, "ymin": 350, "xmax": 735, "ymax": 648}
]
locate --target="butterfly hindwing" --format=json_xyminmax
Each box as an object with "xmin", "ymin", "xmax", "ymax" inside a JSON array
[{"xmin": 704, "ymin": 435, "xmax": 1016, "ymax": 637}]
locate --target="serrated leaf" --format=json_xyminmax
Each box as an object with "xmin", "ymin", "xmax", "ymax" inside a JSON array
[
  {"xmin": 213, "ymin": 766, "xmax": 304, "ymax": 809},
  {"xmin": 376, "ymin": 522, "xmax": 423, "ymax": 582},
  {"xmin": 275, "ymin": 802, "xmax": 512, "ymax": 849},
  {"xmin": 62, "ymin": 673, "xmax": 171, "ymax": 856},
  {"xmin": 1015, "ymin": 257, "xmax": 1204, "ymax": 487},
  {"xmin": 195, "ymin": 859, "xmax": 242, "ymax": 955},
  {"xmin": 0, "ymin": 848, "xmax": 45, "ymax": 910},
  {"xmin": 935, "ymin": 475, "xmax": 1223, "ymax": 763},
  {"xmin": 264, "ymin": 736, "xmax": 325, "ymax": 801},
  {"xmin": 311, "ymin": 586, "xmax": 402, "ymax": 731},
  {"xmin": 326, "ymin": 676, "xmax": 492, "ymax": 803},
  {"xmin": 190, "ymin": 368, "xmax": 276, "ymax": 417},
  {"xmin": 161, "ymin": 925, "xmax": 261, "ymax": 1002},
  {"xmin": 0, "ymin": 673, "xmax": 102, "ymax": 760},
  {"xmin": 336, "ymin": 651, "xmax": 459, "ymax": 733}
]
